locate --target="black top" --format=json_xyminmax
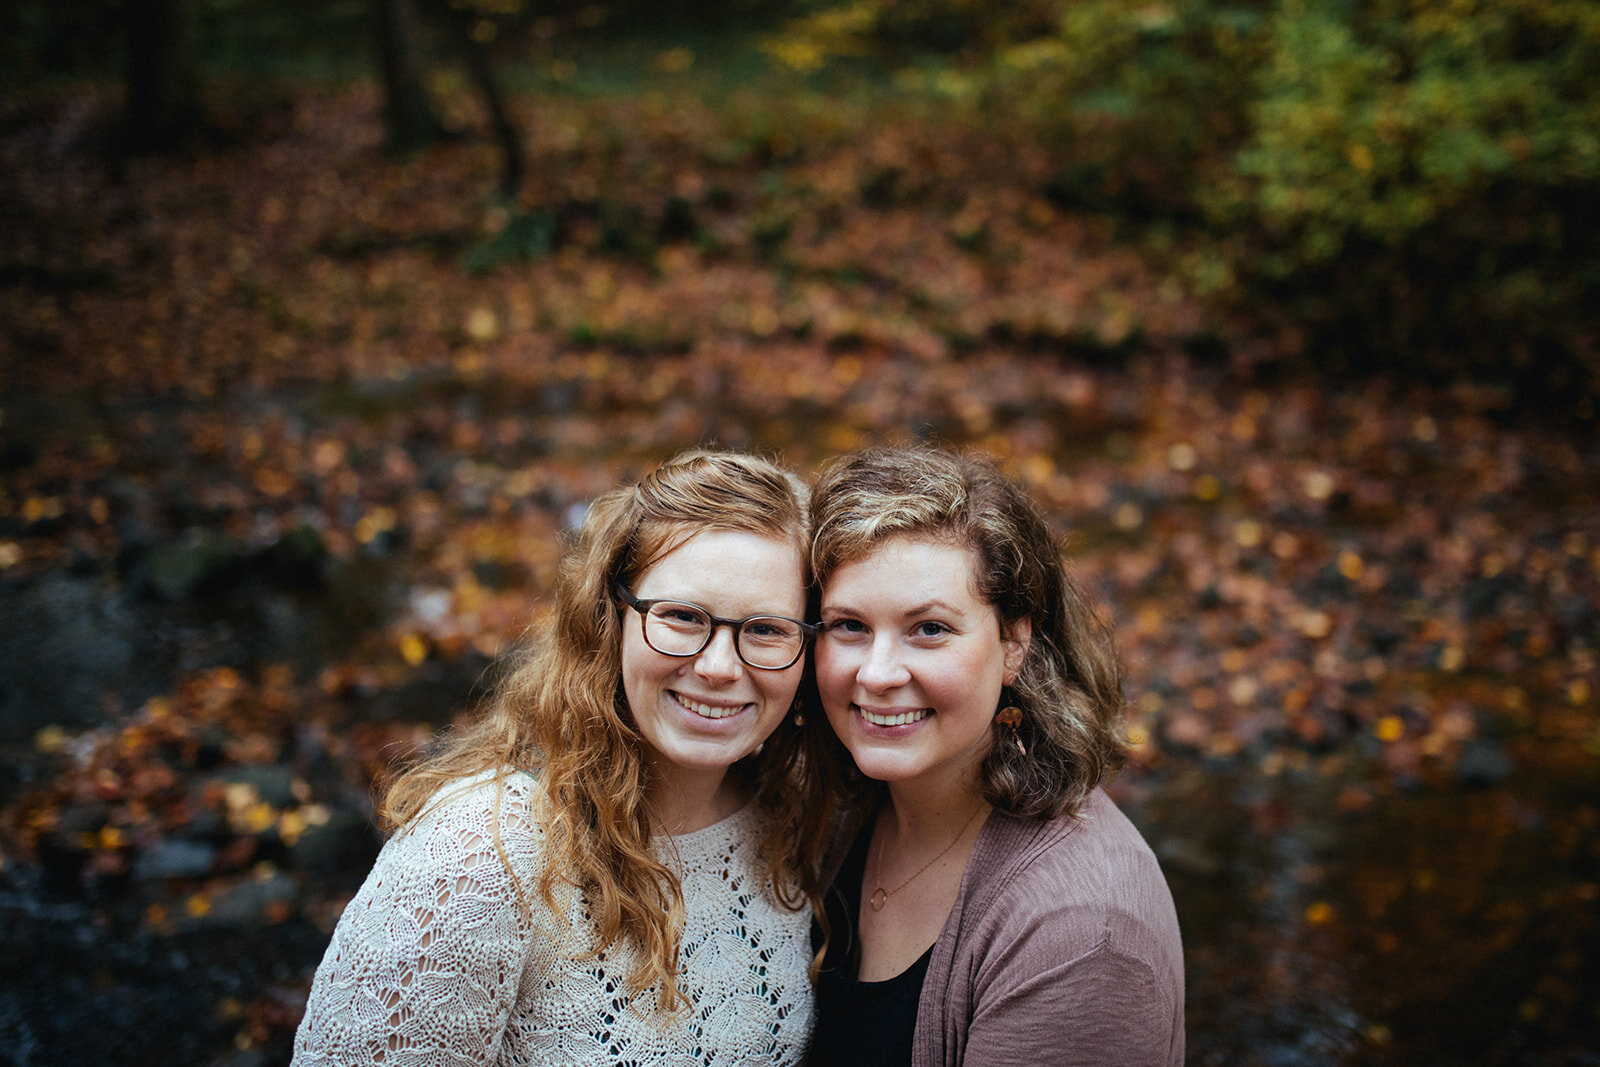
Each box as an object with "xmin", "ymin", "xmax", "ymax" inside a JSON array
[{"xmin": 809, "ymin": 826, "xmax": 932, "ymax": 1067}]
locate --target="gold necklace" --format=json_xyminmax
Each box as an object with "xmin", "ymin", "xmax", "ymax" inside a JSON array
[{"xmin": 868, "ymin": 804, "xmax": 985, "ymax": 912}]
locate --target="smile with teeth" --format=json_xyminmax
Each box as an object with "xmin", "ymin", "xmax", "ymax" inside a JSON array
[
  {"xmin": 674, "ymin": 692, "xmax": 747, "ymax": 719},
  {"xmin": 859, "ymin": 706, "xmax": 931, "ymax": 727}
]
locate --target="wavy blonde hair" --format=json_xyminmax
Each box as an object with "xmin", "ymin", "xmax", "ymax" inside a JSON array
[
  {"xmin": 809, "ymin": 446, "xmax": 1129, "ymax": 821},
  {"xmin": 381, "ymin": 449, "xmax": 830, "ymax": 1012}
]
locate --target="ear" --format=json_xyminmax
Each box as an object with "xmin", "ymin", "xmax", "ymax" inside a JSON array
[{"xmin": 1001, "ymin": 617, "xmax": 1032, "ymax": 685}]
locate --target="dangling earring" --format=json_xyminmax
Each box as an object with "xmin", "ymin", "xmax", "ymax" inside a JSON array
[
  {"xmin": 792, "ymin": 700, "xmax": 804, "ymax": 728},
  {"xmin": 996, "ymin": 706, "xmax": 1026, "ymax": 756}
]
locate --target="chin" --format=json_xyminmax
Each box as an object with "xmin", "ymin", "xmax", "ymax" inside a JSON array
[
  {"xmin": 845, "ymin": 751, "xmax": 921, "ymax": 783},
  {"xmin": 668, "ymin": 741, "xmax": 757, "ymax": 772}
]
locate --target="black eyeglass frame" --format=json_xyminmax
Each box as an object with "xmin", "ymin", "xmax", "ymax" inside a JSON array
[{"xmin": 613, "ymin": 582, "xmax": 817, "ymax": 671}]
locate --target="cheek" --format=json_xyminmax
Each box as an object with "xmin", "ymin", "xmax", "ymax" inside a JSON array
[
  {"xmin": 619, "ymin": 632, "xmax": 665, "ymax": 695},
  {"xmin": 759, "ymin": 665, "xmax": 804, "ymax": 710},
  {"xmin": 813, "ymin": 644, "xmax": 853, "ymax": 702}
]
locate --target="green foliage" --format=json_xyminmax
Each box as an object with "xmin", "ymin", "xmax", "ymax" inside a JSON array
[
  {"xmin": 1204, "ymin": 0, "xmax": 1600, "ymax": 370},
  {"xmin": 1211, "ymin": 0, "xmax": 1599, "ymax": 255},
  {"xmin": 763, "ymin": 0, "xmax": 1059, "ymax": 71},
  {"xmin": 774, "ymin": 0, "xmax": 1600, "ymax": 379},
  {"xmin": 463, "ymin": 208, "xmax": 558, "ymax": 274},
  {"xmin": 991, "ymin": 0, "xmax": 1271, "ymax": 215}
]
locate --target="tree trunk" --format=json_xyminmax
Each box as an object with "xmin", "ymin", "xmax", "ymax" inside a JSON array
[
  {"xmin": 372, "ymin": 0, "xmax": 444, "ymax": 153},
  {"xmin": 460, "ymin": 30, "xmax": 524, "ymax": 197},
  {"xmin": 124, "ymin": 0, "xmax": 202, "ymax": 152}
]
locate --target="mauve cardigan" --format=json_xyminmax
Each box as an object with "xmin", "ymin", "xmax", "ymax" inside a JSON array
[{"xmin": 821, "ymin": 788, "xmax": 1185, "ymax": 1067}]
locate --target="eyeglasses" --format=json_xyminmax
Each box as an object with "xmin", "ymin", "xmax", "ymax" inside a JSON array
[{"xmin": 614, "ymin": 583, "xmax": 815, "ymax": 671}]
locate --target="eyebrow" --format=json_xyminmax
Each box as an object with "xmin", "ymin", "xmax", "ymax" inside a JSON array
[
  {"xmin": 644, "ymin": 592, "xmax": 804, "ymax": 618},
  {"xmin": 821, "ymin": 598, "xmax": 963, "ymax": 618}
]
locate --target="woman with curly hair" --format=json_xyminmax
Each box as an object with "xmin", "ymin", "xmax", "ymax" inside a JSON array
[
  {"xmin": 804, "ymin": 446, "xmax": 1184, "ymax": 1066},
  {"xmin": 294, "ymin": 450, "xmax": 833, "ymax": 1065}
]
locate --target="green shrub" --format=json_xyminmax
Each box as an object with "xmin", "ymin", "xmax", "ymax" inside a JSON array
[
  {"xmin": 1206, "ymin": 0, "xmax": 1600, "ymax": 361},
  {"xmin": 773, "ymin": 0, "xmax": 1600, "ymax": 394}
]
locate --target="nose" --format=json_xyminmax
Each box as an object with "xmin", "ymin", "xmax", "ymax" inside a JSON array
[
  {"xmin": 855, "ymin": 634, "xmax": 910, "ymax": 691},
  {"xmin": 693, "ymin": 624, "xmax": 743, "ymax": 683}
]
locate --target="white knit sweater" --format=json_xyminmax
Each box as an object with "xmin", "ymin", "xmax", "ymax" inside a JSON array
[{"xmin": 293, "ymin": 773, "xmax": 815, "ymax": 1065}]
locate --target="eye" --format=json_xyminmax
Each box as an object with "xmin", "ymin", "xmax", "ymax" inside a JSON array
[
  {"xmin": 911, "ymin": 620, "xmax": 951, "ymax": 639},
  {"xmin": 652, "ymin": 604, "xmax": 709, "ymax": 629},
  {"xmin": 822, "ymin": 618, "xmax": 867, "ymax": 637},
  {"xmin": 743, "ymin": 618, "xmax": 800, "ymax": 641}
]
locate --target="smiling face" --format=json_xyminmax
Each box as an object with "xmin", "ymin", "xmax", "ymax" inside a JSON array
[
  {"xmin": 621, "ymin": 529, "xmax": 808, "ymax": 790},
  {"xmin": 816, "ymin": 535, "xmax": 1030, "ymax": 798}
]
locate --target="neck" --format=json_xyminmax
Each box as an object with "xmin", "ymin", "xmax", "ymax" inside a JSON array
[
  {"xmin": 881, "ymin": 771, "xmax": 987, "ymax": 848},
  {"xmin": 645, "ymin": 761, "xmax": 742, "ymax": 836}
]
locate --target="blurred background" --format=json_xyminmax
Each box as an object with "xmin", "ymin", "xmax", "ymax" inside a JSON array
[{"xmin": 1, "ymin": 1, "xmax": 1597, "ymax": 1063}]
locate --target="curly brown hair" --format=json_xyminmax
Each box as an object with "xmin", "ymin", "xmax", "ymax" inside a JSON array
[
  {"xmin": 380, "ymin": 449, "xmax": 832, "ymax": 1013},
  {"xmin": 808, "ymin": 446, "xmax": 1129, "ymax": 821}
]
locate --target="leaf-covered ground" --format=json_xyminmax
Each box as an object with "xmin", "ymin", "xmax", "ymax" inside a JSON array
[{"xmin": 1, "ymin": 77, "xmax": 1597, "ymax": 1064}]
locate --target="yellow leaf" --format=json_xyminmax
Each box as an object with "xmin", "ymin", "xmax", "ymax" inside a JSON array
[
  {"xmin": 278, "ymin": 809, "xmax": 308, "ymax": 846},
  {"xmin": 1298, "ymin": 611, "xmax": 1332, "ymax": 638},
  {"xmin": 242, "ymin": 803, "xmax": 277, "ymax": 835},
  {"xmin": 655, "ymin": 47, "xmax": 694, "ymax": 74},
  {"xmin": 34, "ymin": 725, "xmax": 68, "ymax": 753},
  {"xmin": 466, "ymin": 306, "xmax": 499, "ymax": 342},
  {"xmin": 400, "ymin": 633, "xmax": 429, "ymax": 666}
]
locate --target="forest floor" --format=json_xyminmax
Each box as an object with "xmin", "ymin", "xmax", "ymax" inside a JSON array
[{"xmin": 1, "ymin": 73, "xmax": 1597, "ymax": 1064}]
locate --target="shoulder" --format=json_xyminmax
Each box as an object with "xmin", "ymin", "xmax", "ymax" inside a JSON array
[
  {"xmin": 962, "ymin": 790, "xmax": 1182, "ymax": 981},
  {"xmin": 383, "ymin": 770, "xmax": 548, "ymax": 881},
  {"xmin": 924, "ymin": 793, "xmax": 1184, "ymax": 1065}
]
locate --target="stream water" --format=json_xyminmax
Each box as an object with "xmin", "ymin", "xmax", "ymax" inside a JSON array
[
  {"xmin": 1138, "ymin": 725, "xmax": 1600, "ymax": 1066},
  {"xmin": 4, "ymin": 692, "xmax": 1593, "ymax": 1065},
  {"xmin": 1, "ymin": 388, "xmax": 1595, "ymax": 1064}
]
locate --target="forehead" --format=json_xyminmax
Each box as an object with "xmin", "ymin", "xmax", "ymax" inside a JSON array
[
  {"xmin": 821, "ymin": 534, "xmax": 984, "ymax": 606},
  {"xmin": 634, "ymin": 529, "xmax": 806, "ymax": 610}
]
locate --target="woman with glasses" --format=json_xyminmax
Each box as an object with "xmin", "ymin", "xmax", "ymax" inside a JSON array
[
  {"xmin": 804, "ymin": 447, "xmax": 1184, "ymax": 1066},
  {"xmin": 295, "ymin": 450, "xmax": 830, "ymax": 1066}
]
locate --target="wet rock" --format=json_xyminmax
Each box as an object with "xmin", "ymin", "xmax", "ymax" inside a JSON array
[
  {"xmin": 1556, "ymin": 594, "xmax": 1597, "ymax": 637},
  {"xmin": 0, "ymin": 574, "xmax": 143, "ymax": 740},
  {"xmin": 1454, "ymin": 739, "xmax": 1514, "ymax": 788},
  {"xmin": 198, "ymin": 873, "xmax": 298, "ymax": 927},
  {"xmin": 205, "ymin": 1049, "xmax": 274, "ymax": 1067},
  {"xmin": 289, "ymin": 809, "xmax": 380, "ymax": 877},
  {"xmin": 1156, "ymin": 835, "xmax": 1225, "ymax": 878},
  {"xmin": 257, "ymin": 524, "xmax": 328, "ymax": 590},
  {"xmin": 54, "ymin": 802, "xmax": 111, "ymax": 835},
  {"xmin": 131, "ymin": 531, "xmax": 242, "ymax": 601},
  {"xmin": 133, "ymin": 838, "xmax": 217, "ymax": 881},
  {"xmin": 360, "ymin": 659, "xmax": 491, "ymax": 724},
  {"xmin": 1462, "ymin": 575, "xmax": 1513, "ymax": 619},
  {"xmin": 216, "ymin": 766, "xmax": 298, "ymax": 809}
]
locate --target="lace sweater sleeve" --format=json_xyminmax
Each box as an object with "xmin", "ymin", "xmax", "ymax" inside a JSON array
[{"xmin": 293, "ymin": 775, "xmax": 552, "ymax": 1066}]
